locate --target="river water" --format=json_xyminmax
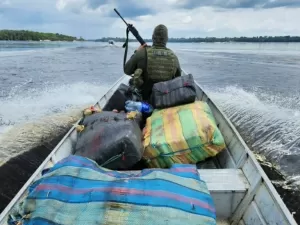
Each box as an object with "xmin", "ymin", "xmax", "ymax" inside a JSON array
[{"xmin": 0, "ymin": 40, "xmax": 300, "ymax": 187}]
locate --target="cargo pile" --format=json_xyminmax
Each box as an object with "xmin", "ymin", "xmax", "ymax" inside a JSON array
[
  {"xmin": 73, "ymin": 74, "xmax": 226, "ymax": 170},
  {"xmin": 143, "ymin": 101, "xmax": 226, "ymax": 168},
  {"xmin": 8, "ymin": 74, "xmax": 226, "ymax": 225}
]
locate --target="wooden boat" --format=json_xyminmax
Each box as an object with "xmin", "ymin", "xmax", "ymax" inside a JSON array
[{"xmin": 0, "ymin": 70, "xmax": 297, "ymax": 225}]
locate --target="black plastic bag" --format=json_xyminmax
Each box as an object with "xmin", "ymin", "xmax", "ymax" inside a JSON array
[
  {"xmin": 151, "ymin": 74, "xmax": 196, "ymax": 109},
  {"xmin": 103, "ymin": 83, "xmax": 142, "ymax": 112},
  {"xmin": 74, "ymin": 111, "xmax": 144, "ymax": 170}
]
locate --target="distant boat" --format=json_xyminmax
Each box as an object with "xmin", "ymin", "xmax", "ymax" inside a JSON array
[{"xmin": 108, "ymin": 40, "xmax": 114, "ymax": 45}]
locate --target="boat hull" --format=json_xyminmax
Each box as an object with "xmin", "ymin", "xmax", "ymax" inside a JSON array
[{"xmin": 0, "ymin": 72, "xmax": 297, "ymax": 225}]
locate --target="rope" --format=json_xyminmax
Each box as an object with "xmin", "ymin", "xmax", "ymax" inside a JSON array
[
  {"xmin": 122, "ymin": 27, "xmax": 130, "ymax": 71},
  {"xmin": 100, "ymin": 152, "xmax": 125, "ymax": 167}
]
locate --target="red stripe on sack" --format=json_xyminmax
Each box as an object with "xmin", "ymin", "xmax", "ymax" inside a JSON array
[{"xmin": 36, "ymin": 184, "xmax": 215, "ymax": 213}]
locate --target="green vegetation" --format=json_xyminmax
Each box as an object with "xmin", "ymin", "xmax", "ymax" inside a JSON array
[
  {"xmin": 2, "ymin": 30, "xmax": 298, "ymax": 43},
  {"xmin": 96, "ymin": 36, "xmax": 300, "ymax": 43},
  {"xmin": 0, "ymin": 30, "xmax": 84, "ymax": 41}
]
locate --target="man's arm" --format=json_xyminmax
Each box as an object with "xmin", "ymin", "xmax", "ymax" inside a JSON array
[
  {"xmin": 132, "ymin": 68, "xmax": 144, "ymax": 88},
  {"xmin": 124, "ymin": 45, "xmax": 147, "ymax": 75},
  {"xmin": 124, "ymin": 52, "xmax": 138, "ymax": 75}
]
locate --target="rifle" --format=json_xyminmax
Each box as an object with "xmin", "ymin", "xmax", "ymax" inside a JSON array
[
  {"xmin": 114, "ymin": 8, "xmax": 146, "ymax": 46},
  {"xmin": 114, "ymin": 8, "xmax": 147, "ymax": 69}
]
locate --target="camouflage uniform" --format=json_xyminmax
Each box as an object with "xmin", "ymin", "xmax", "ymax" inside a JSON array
[{"xmin": 124, "ymin": 24, "xmax": 181, "ymax": 101}]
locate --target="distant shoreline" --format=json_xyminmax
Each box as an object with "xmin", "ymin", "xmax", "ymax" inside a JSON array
[
  {"xmin": 0, "ymin": 30, "xmax": 84, "ymax": 42},
  {"xmin": 1, "ymin": 30, "xmax": 300, "ymax": 43},
  {"xmin": 94, "ymin": 36, "xmax": 300, "ymax": 43}
]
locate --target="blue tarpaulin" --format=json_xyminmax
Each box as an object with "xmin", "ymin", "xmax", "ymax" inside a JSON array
[{"xmin": 9, "ymin": 155, "xmax": 216, "ymax": 225}]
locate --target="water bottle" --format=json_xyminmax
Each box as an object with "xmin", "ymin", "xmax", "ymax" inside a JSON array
[{"xmin": 125, "ymin": 101, "xmax": 153, "ymax": 114}]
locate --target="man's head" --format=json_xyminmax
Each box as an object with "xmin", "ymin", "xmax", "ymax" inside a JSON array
[{"xmin": 152, "ymin": 24, "xmax": 168, "ymax": 47}]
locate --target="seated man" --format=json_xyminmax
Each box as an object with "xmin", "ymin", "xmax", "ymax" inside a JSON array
[{"xmin": 124, "ymin": 24, "xmax": 181, "ymax": 101}]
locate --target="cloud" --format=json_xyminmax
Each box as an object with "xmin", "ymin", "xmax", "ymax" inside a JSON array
[
  {"xmin": 56, "ymin": 0, "xmax": 155, "ymax": 17},
  {"xmin": 179, "ymin": 0, "xmax": 262, "ymax": 9},
  {"xmin": 108, "ymin": 2, "xmax": 155, "ymax": 18},
  {"xmin": 0, "ymin": 0, "xmax": 300, "ymax": 39},
  {"xmin": 180, "ymin": 0, "xmax": 300, "ymax": 9},
  {"xmin": 0, "ymin": 0, "xmax": 10, "ymax": 6},
  {"xmin": 119, "ymin": 6, "xmax": 300, "ymax": 38},
  {"xmin": 86, "ymin": 0, "xmax": 109, "ymax": 9},
  {"xmin": 263, "ymin": 0, "xmax": 300, "ymax": 8}
]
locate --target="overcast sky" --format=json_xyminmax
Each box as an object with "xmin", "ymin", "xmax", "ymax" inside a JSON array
[{"xmin": 1, "ymin": 0, "xmax": 300, "ymax": 39}]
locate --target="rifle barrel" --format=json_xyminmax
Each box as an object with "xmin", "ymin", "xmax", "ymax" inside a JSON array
[{"xmin": 114, "ymin": 8, "xmax": 128, "ymax": 26}]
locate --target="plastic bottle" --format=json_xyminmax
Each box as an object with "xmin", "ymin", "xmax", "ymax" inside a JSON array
[{"xmin": 125, "ymin": 101, "xmax": 153, "ymax": 114}]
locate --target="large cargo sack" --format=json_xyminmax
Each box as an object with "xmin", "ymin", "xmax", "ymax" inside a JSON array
[
  {"xmin": 74, "ymin": 111, "xmax": 143, "ymax": 170},
  {"xmin": 8, "ymin": 155, "xmax": 217, "ymax": 225},
  {"xmin": 103, "ymin": 83, "xmax": 141, "ymax": 111},
  {"xmin": 151, "ymin": 73, "xmax": 196, "ymax": 109},
  {"xmin": 143, "ymin": 101, "xmax": 226, "ymax": 168}
]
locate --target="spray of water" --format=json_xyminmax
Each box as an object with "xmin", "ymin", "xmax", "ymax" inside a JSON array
[
  {"xmin": 207, "ymin": 86, "xmax": 300, "ymax": 189},
  {"xmin": 0, "ymin": 110, "xmax": 81, "ymax": 164},
  {"xmin": 0, "ymin": 82, "xmax": 109, "ymax": 164}
]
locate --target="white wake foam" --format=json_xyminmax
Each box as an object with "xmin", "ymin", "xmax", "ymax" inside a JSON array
[
  {"xmin": 206, "ymin": 86, "xmax": 300, "ymax": 179},
  {"xmin": 0, "ymin": 82, "xmax": 109, "ymax": 163},
  {"xmin": 0, "ymin": 82, "xmax": 107, "ymax": 126}
]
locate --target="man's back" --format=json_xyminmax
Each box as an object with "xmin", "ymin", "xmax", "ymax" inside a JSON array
[
  {"xmin": 146, "ymin": 46, "xmax": 180, "ymax": 82},
  {"xmin": 124, "ymin": 46, "xmax": 181, "ymax": 101},
  {"xmin": 124, "ymin": 24, "xmax": 181, "ymax": 101}
]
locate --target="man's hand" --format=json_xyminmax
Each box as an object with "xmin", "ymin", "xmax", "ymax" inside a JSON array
[
  {"xmin": 127, "ymin": 86, "xmax": 142, "ymax": 98},
  {"xmin": 137, "ymin": 43, "xmax": 147, "ymax": 51}
]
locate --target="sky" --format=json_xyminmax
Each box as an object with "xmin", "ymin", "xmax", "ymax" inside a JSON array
[{"xmin": 1, "ymin": 0, "xmax": 300, "ymax": 39}]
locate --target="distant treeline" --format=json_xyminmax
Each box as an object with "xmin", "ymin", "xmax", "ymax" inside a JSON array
[
  {"xmin": 0, "ymin": 30, "xmax": 84, "ymax": 41},
  {"xmin": 95, "ymin": 36, "xmax": 300, "ymax": 43}
]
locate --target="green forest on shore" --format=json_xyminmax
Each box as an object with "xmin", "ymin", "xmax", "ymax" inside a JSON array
[
  {"xmin": 96, "ymin": 36, "xmax": 300, "ymax": 43},
  {"xmin": 0, "ymin": 30, "xmax": 84, "ymax": 41},
  {"xmin": 1, "ymin": 30, "xmax": 300, "ymax": 43}
]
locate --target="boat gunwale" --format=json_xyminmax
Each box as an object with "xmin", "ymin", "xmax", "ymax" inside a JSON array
[
  {"xmin": 0, "ymin": 71, "xmax": 297, "ymax": 224},
  {"xmin": 182, "ymin": 69, "xmax": 296, "ymax": 224},
  {"xmin": 0, "ymin": 75, "xmax": 125, "ymax": 223}
]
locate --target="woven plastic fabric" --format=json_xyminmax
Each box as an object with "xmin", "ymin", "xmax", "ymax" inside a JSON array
[
  {"xmin": 151, "ymin": 74, "xmax": 196, "ymax": 109},
  {"xmin": 103, "ymin": 83, "xmax": 141, "ymax": 111},
  {"xmin": 8, "ymin": 155, "xmax": 217, "ymax": 225},
  {"xmin": 74, "ymin": 111, "xmax": 143, "ymax": 170},
  {"xmin": 143, "ymin": 101, "xmax": 226, "ymax": 168}
]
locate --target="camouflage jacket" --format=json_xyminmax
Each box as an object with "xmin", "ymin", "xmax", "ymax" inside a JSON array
[{"xmin": 124, "ymin": 46, "xmax": 181, "ymax": 100}]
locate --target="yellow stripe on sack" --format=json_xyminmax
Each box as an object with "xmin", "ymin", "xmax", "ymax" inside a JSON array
[
  {"xmin": 192, "ymin": 102, "xmax": 219, "ymax": 156},
  {"xmin": 143, "ymin": 115, "xmax": 160, "ymax": 156},
  {"xmin": 142, "ymin": 117, "xmax": 159, "ymax": 160},
  {"xmin": 174, "ymin": 154, "xmax": 189, "ymax": 164},
  {"xmin": 142, "ymin": 116, "xmax": 152, "ymax": 149},
  {"xmin": 191, "ymin": 102, "xmax": 209, "ymax": 153},
  {"xmin": 202, "ymin": 103, "xmax": 221, "ymax": 156},
  {"xmin": 143, "ymin": 144, "xmax": 157, "ymax": 160},
  {"xmin": 163, "ymin": 106, "xmax": 189, "ymax": 153}
]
